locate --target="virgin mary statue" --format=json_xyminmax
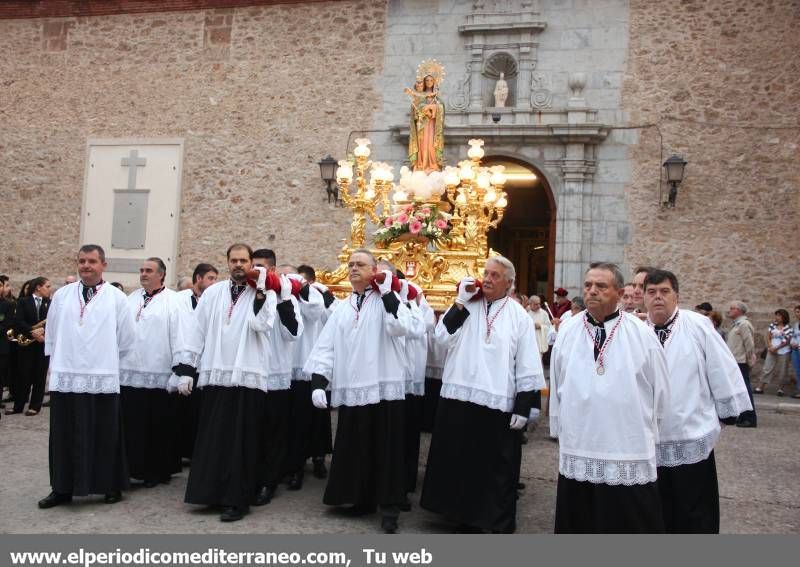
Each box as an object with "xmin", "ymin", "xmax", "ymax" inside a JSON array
[{"xmin": 406, "ymin": 59, "xmax": 445, "ymax": 173}]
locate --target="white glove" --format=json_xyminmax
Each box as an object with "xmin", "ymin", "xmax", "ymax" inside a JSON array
[
  {"xmin": 456, "ymin": 277, "xmax": 479, "ymax": 305},
  {"xmin": 377, "ymin": 269, "xmax": 394, "ymax": 296},
  {"xmin": 311, "ymin": 282, "xmax": 329, "ymax": 294},
  {"xmin": 177, "ymin": 375, "xmax": 193, "ymax": 397},
  {"xmin": 311, "ymin": 389, "xmax": 328, "ymax": 409},
  {"xmin": 509, "ymin": 414, "xmax": 528, "ymax": 430},
  {"xmin": 279, "ymin": 274, "xmax": 292, "ymax": 301},
  {"xmin": 287, "ymin": 273, "xmax": 306, "ymax": 285},
  {"xmin": 399, "ymin": 280, "xmax": 410, "ymax": 302},
  {"xmin": 254, "ymin": 266, "xmax": 268, "ymax": 291}
]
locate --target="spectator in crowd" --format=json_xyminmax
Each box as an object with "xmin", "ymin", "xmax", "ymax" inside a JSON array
[
  {"xmin": 725, "ymin": 301, "xmax": 758, "ymax": 428},
  {"xmin": 620, "ymin": 283, "xmax": 636, "ymax": 313},
  {"xmin": 110, "ymin": 282, "xmax": 124, "ymax": 292},
  {"xmin": 755, "ymin": 309, "xmax": 793, "ymax": 396},
  {"xmin": 695, "ymin": 302, "xmax": 713, "ymax": 316},
  {"xmin": 551, "ymin": 288, "xmax": 571, "ymax": 319},
  {"xmin": 790, "ymin": 305, "xmax": 800, "ymax": 399},
  {"xmin": 176, "ymin": 276, "xmax": 192, "ymax": 291},
  {"xmin": 707, "ymin": 310, "xmax": 726, "ymax": 340}
]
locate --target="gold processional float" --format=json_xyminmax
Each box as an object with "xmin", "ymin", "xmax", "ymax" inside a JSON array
[{"xmin": 318, "ymin": 59, "xmax": 509, "ymax": 311}]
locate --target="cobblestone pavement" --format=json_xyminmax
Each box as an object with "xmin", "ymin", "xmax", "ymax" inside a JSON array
[{"xmin": 1, "ymin": 398, "xmax": 798, "ymax": 534}]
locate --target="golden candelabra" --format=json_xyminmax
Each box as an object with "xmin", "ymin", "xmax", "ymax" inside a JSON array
[{"xmin": 319, "ymin": 138, "xmax": 508, "ymax": 311}]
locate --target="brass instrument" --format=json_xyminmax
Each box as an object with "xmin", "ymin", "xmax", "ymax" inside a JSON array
[{"xmin": 6, "ymin": 319, "xmax": 46, "ymax": 347}]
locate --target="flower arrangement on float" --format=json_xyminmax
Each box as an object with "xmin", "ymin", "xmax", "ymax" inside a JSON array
[{"xmin": 373, "ymin": 166, "xmax": 452, "ymax": 245}]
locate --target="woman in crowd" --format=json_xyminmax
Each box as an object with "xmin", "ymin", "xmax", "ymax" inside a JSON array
[{"xmin": 755, "ymin": 309, "xmax": 793, "ymax": 396}]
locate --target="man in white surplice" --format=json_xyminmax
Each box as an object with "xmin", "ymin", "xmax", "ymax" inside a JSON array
[
  {"xmin": 421, "ymin": 256, "xmax": 545, "ymax": 534},
  {"xmin": 39, "ymin": 244, "xmax": 135, "ymax": 509},
  {"xmin": 643, "ymin": 268, "xmax": 751, "ymax": 533},
  {"xmin": 183, "ymin": 243, "xmax": 277, "ymax": 523},
  {"xmin": 550, "ymin": 262, "xmax": 670, "ymax": 533},
  {"xmin": 303, "ymin": 248, "xmax": 413, "ymax": 534},
  {"xmin": 118, "ymin": 257, "xmax": 196, "ymax": 488}
]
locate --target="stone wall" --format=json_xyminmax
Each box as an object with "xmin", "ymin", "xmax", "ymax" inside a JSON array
[
  {"xmin": 0, "ymin": 1, "xmax": 387, "ymax": 284},
  {"xmin": 622, "ymin": 0, "xmax": 800, "ymax": 330}
]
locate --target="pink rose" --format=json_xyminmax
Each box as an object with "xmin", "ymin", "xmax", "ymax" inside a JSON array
[
  {"xmin": 435, "ymin": 218, "xmax": 448, "ymax": 229},
  {"xmin": 397, "ymin": 213, "xmax": 409, "ymax": 224},
  {"xmin": 421, "ymin": 207, "xmax": 431, "ymax": 217},
  {"xmin": 403, "ymin": 204, "xmax": 414, "ymax": 213},
  {"xmin": 409, "ymin": 220, "xmax": 423, "ymax": 234},
  {"xmin": 384, "ymin": 217, "xmax": 394, "ymax": 227}
]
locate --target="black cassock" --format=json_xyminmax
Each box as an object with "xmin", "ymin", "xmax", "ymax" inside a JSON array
[
  {"xmin": 184, "ymin": 385, "xmax": 266, "ymax": 508},
  {"xmin": 657, "ymin": 451, "xmax": 719, "ymax": 534},
  {"xmin": 421, "ymin": 397, "xmax": 521, "ymax": 533},
  {"xmin": 323, "ymin": 399, "xmax": 406, "ymax": 510},
  {"xmin": 120, "ymin": 386, "xmax": 181, "ymax": 483},
  {"xmin": 284, "ymin": 380, "xmax": 332, "ymax": 475},
  {"xmin": 49, "ymin": 392, "xmax": 129, "ymax": 496}
]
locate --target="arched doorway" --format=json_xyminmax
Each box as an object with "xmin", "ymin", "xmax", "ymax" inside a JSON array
[{"xmin": 485, "ymin": 156, "xmax": 555, "ymax": 300}]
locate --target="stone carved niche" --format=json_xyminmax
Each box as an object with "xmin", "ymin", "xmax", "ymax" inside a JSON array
[{"xmin": 483, "ymin": 52, "xmax": 518, "ymax": 108}]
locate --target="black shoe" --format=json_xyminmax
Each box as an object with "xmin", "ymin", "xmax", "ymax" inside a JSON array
[
  {"xmin": 340, "ymin": 504, "xmax": 376, "ymax": 517},
  {"xmin": 5, "ymin": 409, "xmax": 21, "ymax": 415},
  {"xmin": 42, "ymin": 400, "xmax": 51, "ymax": 407},
  {"xmin": 220, "ymin": 505, "xmax": 248, "ymax": 522},
  {"xmin": 104, "ymin": 492, "xmax": 122, "ymax": 504},
  {"xmin": 253, "ymin": 485, "xmax": 276, "ymax": 506},
  {"xmin": 736, "ymin": 420, "xmax": 757, "ymax": 428},
  {"xmin": 143, "ymin": 480, "xmax": 158, "ymax": 488},
  {"xmin": 312, "ymin": 458, "xmax": 327, "ymax": 479},
  {"xmin": 287, "ymin": 472, "xmax": 304, "ymax": 491},
  {"xmin": 38, "ymin": 491, "xmax": 72, "ymax": 509},
  {"xmin": 381, "ymin": 515, "xmax": 398, "ymax": 534},
  {"xmin": 516, "ymin": 482, "xmax": 526, "ymax": 490},
  {"xmin": 399, "ymin": 497, "xmax": 412, "ymax": 512}
]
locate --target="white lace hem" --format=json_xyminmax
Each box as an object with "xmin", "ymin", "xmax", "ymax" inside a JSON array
[
  {"xmin": 715, "ymin": 391, "xmax": 753, "ymax": 418},
  {"xmin": 268, "ymin": 372, "xmax": 291, "ymax": 391},
  {"xmin": 330, "ymin": 381, "xmax": 407, "ymax": 407},
  {"xmin": 440, "ymin": 383, "xmax": 514, "ymax": 413},
  {"xmin": 198, "ymin": 369, "xmax": 270, "ymax": 393},
  {"xmin": 119, "ymin": 369, "xmax": 171, "ymax": 389},
  {"xmin": 405, "ymin": 379, "xmax": 424, "ymax": 396},
  {"xmin": 173, "ymin": 350, "xmax": 199, "ymax": 368},
  {"xmin": 425, "ymin": 366, "xmax": 443, "ymax": 380},
  {"xmin": 656, "ymin": 430, "xmax": 718, "ymax": 467},
  {"xmin": 49, "ymin": 372, "xmax": 120, "ymax": 394},
  {"xmin": 559, "ymin": 452, "xmax": 657, "ymax": 485},
  {"xmin": 292, "ymin": 367, "xmax": 311, "ymax": 381}
]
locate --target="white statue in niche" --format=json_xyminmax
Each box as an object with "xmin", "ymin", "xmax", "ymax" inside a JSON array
[{"xmin": 493, "ymin": 72, "xmax": 509, "ymax": 107}]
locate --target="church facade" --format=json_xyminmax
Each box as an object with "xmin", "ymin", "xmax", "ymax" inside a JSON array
[{"xmin": 0, "ymin": 0, "xmax": 797, "ymax": 317}]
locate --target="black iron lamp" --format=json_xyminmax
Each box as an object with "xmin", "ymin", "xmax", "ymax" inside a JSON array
[
  {"xmin": 318, "ymin": 155, "xmax": 339, "ymax": 205},
  {"xmin": 663, "ymin": 154, "xmax": 687, "ymax": 207}
]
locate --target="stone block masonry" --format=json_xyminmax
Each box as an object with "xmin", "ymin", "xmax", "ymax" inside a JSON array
[{"xmin": 0, "ymin": 1, "xmax": 387, "ymax": 283}]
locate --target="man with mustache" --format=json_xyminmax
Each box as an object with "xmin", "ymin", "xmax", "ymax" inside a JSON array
[{"xmin": 183, "ymin": 243, "xmax": 277, "ymax": 522}]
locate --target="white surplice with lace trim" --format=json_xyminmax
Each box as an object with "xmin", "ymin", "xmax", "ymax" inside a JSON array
[
  {"xmin": 45, "ymin": 282, "xmax": 136, "ymax": 394},
  {"xmin": 549, "ymin": 311, "xmax": 670, "ymax": 485},
  {"xmin": 291, "ymin": 285, "xmax": 327, "ymax": 382},
  {"xmin": 267, "ymin": 296, "xmax": 304, "ymax": 391},
  {"xmin": 302, "ymin": 289, "xmax": 413, "ymax": 407},
  {"xmin": 654, "ymin": 309, "xmax": 752, "ymax": 467},
  {"xmin": 404, "ymin": 298, "xmax": 429, "ymax": 396},
  {"xmin": 187, "ymin": 279, "xmax": 277, "ymax": 393},
  {"xmin": 434, "ymin": 297, "xmax": 545, "ymax": 413},
  {"xmin": 119, "ymin": 287, "xmax": 197, "ymax": 390}
]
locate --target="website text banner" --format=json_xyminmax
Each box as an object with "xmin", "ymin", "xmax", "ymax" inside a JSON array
[{"xmin": 0, "ymin": 535, "xmax": 786, "ymax": 567}]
